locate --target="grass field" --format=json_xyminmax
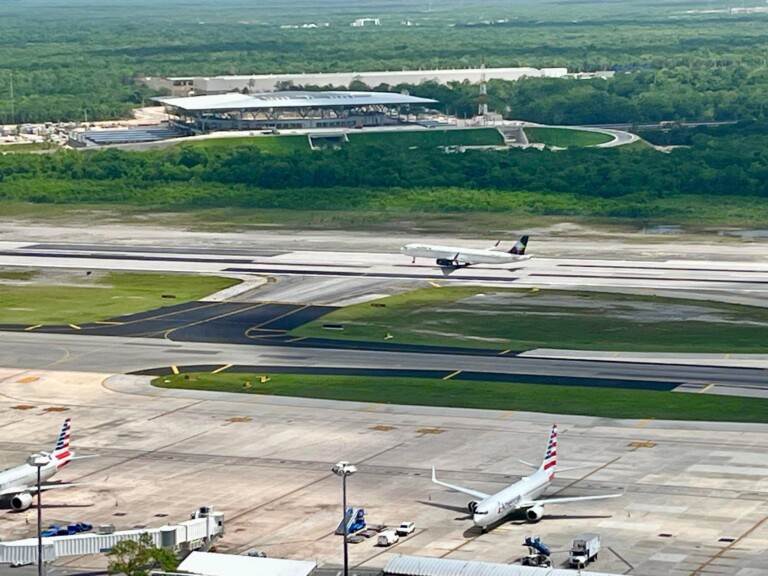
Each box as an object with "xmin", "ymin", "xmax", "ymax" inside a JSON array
[
  {"xmin": 346, "ymin": 128, "xmax": 505, "ymax": 148},
  {"xmin": 524, "ymin": 127, "xmax": 614, "ymax": 147},
  {"xmin": 292, "ymin": 287, "xmax": 768, "ymax": 353},
  {"xmin": 0, "ymin": 142, "xmax": 57, "ymax": 152},
  {"xmin": 182, "ymin": 135, "xmax": 311, "ymax": 153},
  {"xmin": 0, "ymin": 271, "xmax": 238, "ymax": 324},
  {"xmin": 154, "ymin": 372, "xmax": 768, "ymax": 423}
]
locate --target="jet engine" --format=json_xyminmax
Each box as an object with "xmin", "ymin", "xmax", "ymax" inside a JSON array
[
  {"xmin": 11, "ymin": 493, "xmax": 33, "ymax": 511},
  {"xmin": 467, "ymin": 501, "xmax": 479, "ymax": 514},
  {"xmin": 525, "ymin": 504, "xmax": 544, "ymax": 522}
]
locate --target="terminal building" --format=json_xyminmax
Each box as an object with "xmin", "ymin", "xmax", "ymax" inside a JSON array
[
  {"xmin": 143, "ymin": 67, "xmax": 568, "ymax": 97},
  {"xmin": 155, "ymin": 90, "xmax": 438, "ymax": 133}
]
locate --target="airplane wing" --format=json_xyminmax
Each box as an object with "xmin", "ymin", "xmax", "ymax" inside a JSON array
[
  {"xmin": 431, "ymin": 467, "xmax": 490, "ymax": 500},
  {"xmin": 0, "ymin": 483, "xmax": 86, "ymax": 497},
  {"xmin": 520, "ymin": 493, "xmax": 623, "ymax": 508}
]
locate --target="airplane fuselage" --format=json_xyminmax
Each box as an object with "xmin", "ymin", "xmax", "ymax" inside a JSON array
[
  {"xmin": 0, "ymin": 459, "xmax": 58, "ymax": 497},
  {"xmin": 473, "ymin": 470, "xmax": 550, "ymax": 527},
  {"xmin": 400, "ymin": 243, "xmax": 525, "ymax": 266}
]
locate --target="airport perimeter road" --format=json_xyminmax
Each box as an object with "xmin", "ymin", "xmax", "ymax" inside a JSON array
[{"xmin": 1, "ymin": 332, "xmax": 766, "ymax": 396}]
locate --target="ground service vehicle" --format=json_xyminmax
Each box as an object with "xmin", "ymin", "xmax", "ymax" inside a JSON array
[
  {"xmin": 569, "ymin": 533, "xmax": 600, "ymax": 568},
  {"xmin": 521, "ymin": 536, "xmax": 551, "ymax": 567},
  {"xmin": 377, "ymin": 530, "xmax": 400, "ymax": 546},
  {"xmin": 396, "ymin": 522, "xmax": 415, "ymax": 536}
]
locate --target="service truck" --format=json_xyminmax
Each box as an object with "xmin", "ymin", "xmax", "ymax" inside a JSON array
[{"xmin": 569, "ymin": 533, "xmax": 600, "ymax": 568}]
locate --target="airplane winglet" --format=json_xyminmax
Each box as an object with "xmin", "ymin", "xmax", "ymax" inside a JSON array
[
  {"xmin": 517, "ymin": 459, "xmax": 539, "ymax": 471},
  {"xmin": 431, "ymin": 466, "xmax": 437, "ymax": 482}
]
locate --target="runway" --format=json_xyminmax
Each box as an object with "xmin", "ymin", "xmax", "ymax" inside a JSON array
[{"xmin": 2, "ymin": 240, "xmax": 768, "ymax": 309}]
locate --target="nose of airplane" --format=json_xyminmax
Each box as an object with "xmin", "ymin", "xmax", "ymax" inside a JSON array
[{"xmin": 473, "ymin": 512, "xmax": 490, "ymax": 527}]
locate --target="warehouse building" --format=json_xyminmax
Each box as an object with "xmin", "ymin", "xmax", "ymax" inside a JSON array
[{"xmin": 143, "ymin": 67, "xmax": 568, "ymax": 96}]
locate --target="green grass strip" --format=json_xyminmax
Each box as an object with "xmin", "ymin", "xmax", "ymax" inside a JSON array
[
  {"xmin": 292, "ymin": 287, "xmax": 768, "ymax": 353},
  {"xmin": 524, "ymin": 127, "xmax": 613, "ymax": 147},
  {"xmin": 0, "ymin": 272, "xmax": 239, "ymax": 324},
  {"xmin": 154, "ymin": 372, "xmax": 768, "ymax": 423}
]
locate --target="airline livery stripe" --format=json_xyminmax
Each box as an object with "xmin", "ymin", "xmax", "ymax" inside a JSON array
[
  {"xmin": 55, "ymin": 451, "xmax": 71, "ymax": 460},
  {"xmin": 544, "ymin": 461, "xmax": 556, "ymax": 470}
]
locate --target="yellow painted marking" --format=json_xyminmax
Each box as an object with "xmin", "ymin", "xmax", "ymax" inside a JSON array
[
  {"xmin": 24, "ymin": 324, "xmax": 42, "ymax": 331},
  {"xmin": 635, "ymin": 418, "xmax": 654, "ymax": 428},
  {"xmin": 286, "ymin": 336, "xmax": 307, "ymax": 343},
  {"xmin": 428, "ymin": 281, "xmax": 441, "ymax": 288},
  {"xmin": 443, "ymin": 370, "xmax": 461, "ymax": 381},
  {"xmin": 364, "ymin": 406, "xmax": 381, "ymax": 413},
  {"xmin": 498, "ymin": 349, "xmax": 511, "ymax": 356},
  {"xmin": 498, "ymin": 412, "xmax": 512, "ymax": 420},
  {"xmin": 700, "ymin": 383, "xmax": 715, "ymax": 394},
  {"xmin": 211, "ymin": 363, "xmax": 232, "ymax": 375},
  {"xmin": 171, "ymin": 365, "xmax": 179, "ymax": 375},
  {"xmin": 94, "ymin": 321, "xmax": 124, "ymax": 325},
  {"xmin": 68, "ymin": 324, "xmax": 81, "ymax": 330},
  {"xmin": 17, "ymin": 376, "xmax": 39, "ymax": 384},
  {"xmin": 724, "ymin": 353, "xmax": 730, "ymax": 360}
]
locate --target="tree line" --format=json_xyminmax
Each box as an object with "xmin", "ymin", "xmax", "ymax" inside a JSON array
[{"xmin": 0, "ymin": 122, "xmax": 766, "ymax": 212}]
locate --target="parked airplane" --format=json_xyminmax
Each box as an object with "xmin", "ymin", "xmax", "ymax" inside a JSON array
[
  {"xmin": 400, "ymin": 235, "xmax": 529, "ymax": 268},
  {"xmin": 0, "ymin": 418, "xmax": 87, "ymax": 511},
  {"xmin": 431, "ymin": 424, "xmax": 622, "ymax": 531}
]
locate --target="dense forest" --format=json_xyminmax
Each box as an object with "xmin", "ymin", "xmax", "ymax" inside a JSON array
[
  {"xmin": 1, "ymin": 0, "xmax": 768, "ymax": 124},
  {"xmin": 0, "ymin": 123, "xmax": 766, "ymax": 220}
]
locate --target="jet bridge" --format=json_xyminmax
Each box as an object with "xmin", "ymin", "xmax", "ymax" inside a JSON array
[{"xmin": 0, "ymin": 506, "xmax": 223, "ymax": 566}]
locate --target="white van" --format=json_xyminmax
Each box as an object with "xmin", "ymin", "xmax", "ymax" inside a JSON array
[{"xmin": 377, "ymin": 530, "xmax": 400, "ymax": 546}]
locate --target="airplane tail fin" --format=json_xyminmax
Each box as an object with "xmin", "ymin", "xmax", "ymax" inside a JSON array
[
  {"xmin": 539, "ymin": 424, "xmax": 557, "ymax": 480},
  {"xmin": 508, "ymin": 235, "xmax": 529, "ymax": 255},
  {"xmin": 52, "ymin": 418, "xmax": 73, "ymax": 470}
]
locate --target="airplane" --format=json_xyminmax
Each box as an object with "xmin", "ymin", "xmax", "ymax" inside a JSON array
[
  {"xmin": 431, "ymin": 424, "xmax": 622, "ymax": 531},
  {"xmin": 0, "ymin": 418, "xmax": 88, "ymax": 511},
  {"xmin": 400, "ymin": 235, "xmax": 529, "ymax": 268}
]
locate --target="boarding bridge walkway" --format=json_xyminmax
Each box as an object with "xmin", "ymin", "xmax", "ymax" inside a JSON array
[{"xmin": 0, "ymin": 507, "xmax": 223, "ymax": 566}]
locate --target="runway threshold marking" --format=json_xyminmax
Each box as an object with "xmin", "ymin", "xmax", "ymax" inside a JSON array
[
  {"xmin": 443, "ymin": 370, "xmax": 462, "ymax": 380},
  {"xmin": 635, "ymin": 418, "xmax": 654, "ymax": 428},
  {"xmin": 68, "ymin": 324, "xmax": 81, "ymax": 330},
  {"xmin": 211, "ymin": 363, "xmax": 232, "ymax": 374},
  {"xmin": 700, "ymin": 383, "xmax": 715, "ymax": 394},
  {"xmin": 171, "ymin": 365, "xmax": 179, "ymax": 375},
  {"xmin": 24, "ymin": 324, "xmax": 42, "ymax": 331}
]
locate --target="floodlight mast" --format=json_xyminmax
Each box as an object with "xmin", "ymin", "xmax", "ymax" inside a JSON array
[
  {"xmin": 27, "ymin": 453, "xmax": 51, "ymax": 576},
  {"xmin": 332, "ymin": 461, "xmax": 357, "ymax": 576}
]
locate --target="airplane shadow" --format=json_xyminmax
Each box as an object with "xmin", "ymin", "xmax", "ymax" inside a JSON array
[
  {"xmin": 416, "ymin": 500, "xmax": 472, "ymax": 519},
  {"xmin": 461, "ymin": 511, "xmax": 613, "ymax": 537}
]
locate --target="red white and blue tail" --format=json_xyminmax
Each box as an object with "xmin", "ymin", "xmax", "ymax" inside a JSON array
[
  {"xmin": 539, "ymin": 424, "xmax": 557, "ymax": 480},
  {"xmin": 52, "ymin": 418, "xmax": 73, "ymax": 469}
]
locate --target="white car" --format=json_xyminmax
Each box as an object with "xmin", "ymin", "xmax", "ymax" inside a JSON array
[{"xmin": 396, "ymin": 522, "xmax": 415, "ymax": 536}]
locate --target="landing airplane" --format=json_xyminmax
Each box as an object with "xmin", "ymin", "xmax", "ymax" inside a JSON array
[
  {"xmin": 431, "ymin": 424, "xmax": 622, "ymax": 531},
  {"xmin": 0, "ymin": 418, "xmax": 88, "ymax": 511},
  {"xmin": 400, "ymin": 235, "xmax": 529, "ymax": 268}
]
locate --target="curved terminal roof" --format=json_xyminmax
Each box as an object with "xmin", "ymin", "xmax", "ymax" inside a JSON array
[{"xmin": 156, "ymin": 90, "xmax": 437, "ymax": 112}]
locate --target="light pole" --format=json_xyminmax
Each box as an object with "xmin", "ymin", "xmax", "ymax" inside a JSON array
[
  {"xmin": 332, "ymin": 461, "xmax": 357, "ymax": 576},
  {"xmin": 28, "ymin": 452, "xmax": 51, "ymax": 576}
]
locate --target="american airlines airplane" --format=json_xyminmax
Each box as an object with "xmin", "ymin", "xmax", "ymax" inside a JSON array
[
  {"xmin": 431, "ymin": 424, "xmax": 622, "ymax": 531},
  {"xmin": 400, "ymin": 235, "xmax": 529, "ymax": 268},
  {"xmin": 0, "ymin": 418, "xmax": 86, "ymax": 511}
]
